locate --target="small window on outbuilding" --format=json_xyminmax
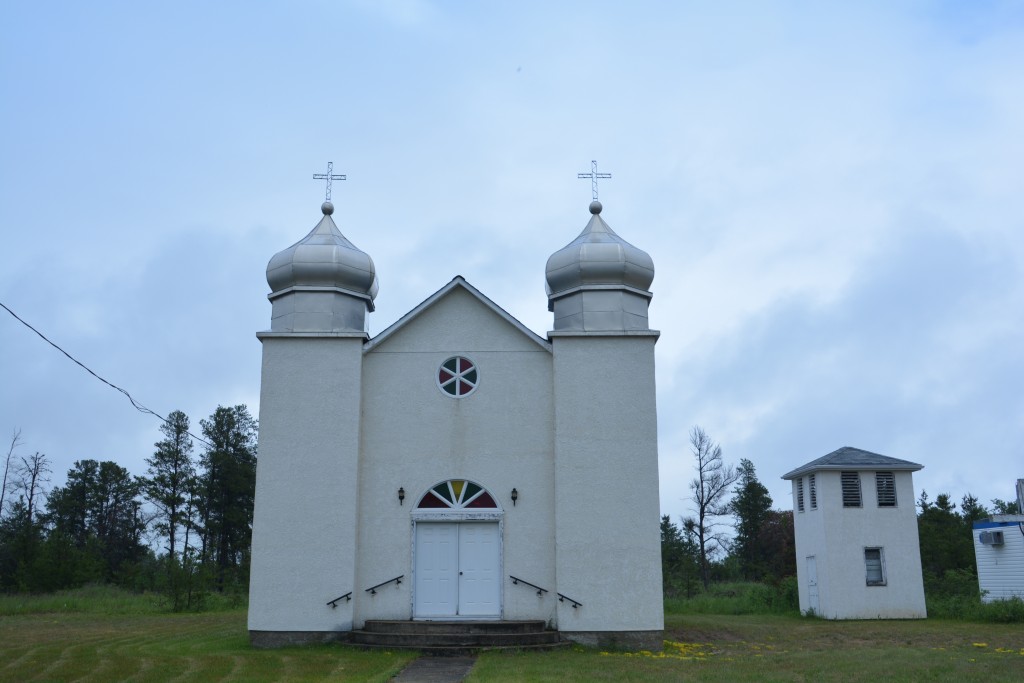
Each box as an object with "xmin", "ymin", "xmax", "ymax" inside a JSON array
[
  {"xmin": 876, "ymin": 472, "xmax": 896, "ymax": 507},
  {"xmin": 796, "ymin": 477, "xmax": 804, "ymax": 512},
  {"xmin": 865, "ymin": 548, "xmax": 885, "ymax": 586},
  {"xmin": 841, "ymin": 472, "xmax": 862, "ymax": 507},
  {"xmin": 808, "ymin": 474, "xmax": 817, "ymax": 510}
]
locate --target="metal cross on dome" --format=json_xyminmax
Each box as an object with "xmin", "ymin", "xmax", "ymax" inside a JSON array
[
  {"xmin": 313, "ymin": 161, "xmax": 346, "ymax": 201},
  {"xmin": 578, "ymin": 160, "xmax": 611, "ymax": 201}
]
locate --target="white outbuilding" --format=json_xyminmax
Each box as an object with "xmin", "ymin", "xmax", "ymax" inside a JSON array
[
  {"xmin": 973, "ymin": 479, "xmax": 1024, "ymax": 602},
  {"xmin": 247, "ymin": 198, "xmax": 664, "ymax": 649},
  {"xmin": 782, "ymin": 447, "xmax": 927, "ymax": 619}
]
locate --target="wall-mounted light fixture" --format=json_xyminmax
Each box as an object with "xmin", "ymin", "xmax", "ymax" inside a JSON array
[
  {"xmin": 398, "ymin": 487, "xmax": 405, "ymax": 505},
  {"xmin": 511, "ymin": 488, "xmax": 518, "ymax": 506}
]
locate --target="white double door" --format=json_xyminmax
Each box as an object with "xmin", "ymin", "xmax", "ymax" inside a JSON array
[{"xmin": 414, "ymin": 522, "xmax": 500, "ymax": 618}]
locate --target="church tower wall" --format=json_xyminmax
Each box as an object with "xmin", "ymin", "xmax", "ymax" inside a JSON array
[
  {"xmin": 545, "ymin": 200, "xmax": 663, "ymax": 649},
  {"xmin": 551, "ymin": 333, "xmax": 664, "ymax": 648},
  {"xmin": 248, "ymin": 334, "xmax": 365, "ymax": 642},
  {"xmin": 249, "ymin": 201, "xmax": 376, "ymax": 646}
]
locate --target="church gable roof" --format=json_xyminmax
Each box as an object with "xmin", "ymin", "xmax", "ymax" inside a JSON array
[
  {"xmin": 781, "ymin": 446, "xmax": 923, "ymax": 480},
  {"xmin": 364, "ymin": 276, "xmax": 551, "ymax": 353}
]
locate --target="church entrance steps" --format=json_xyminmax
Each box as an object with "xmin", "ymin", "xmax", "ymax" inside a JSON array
[
  {"xmin": 364, "ymin": 619, "xmax": 546, "ymax": 634},
  {"xmin": 349, "ymin": 620, "xmax": 564, "ymax": 654}
]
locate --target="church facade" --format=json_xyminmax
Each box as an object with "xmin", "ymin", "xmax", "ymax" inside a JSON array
[{"xmin": 247, "ymin": 198, "xmax": 664, "ymax": 649}]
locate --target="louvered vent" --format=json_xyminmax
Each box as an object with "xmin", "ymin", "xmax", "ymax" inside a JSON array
[
  {"xmin": 876, "ymin": 472, "xmax": 896, "ymax": 507},
  {"xmin": 841, "ymin": 472, "xmax": 862, "ymax": 507},
  {"xmin": 808, "ymin": 474, "xmax": 817, "ymax": 510},
  {"xmin": 796, "ymin": 477, "xmax": 805, "ymax": 512}
]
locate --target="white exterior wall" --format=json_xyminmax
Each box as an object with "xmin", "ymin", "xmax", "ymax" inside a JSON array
[
  {"xmin": 551, "ymin": 334, "xmax": 664, "ymax": 636},
  {"xmin": 792, "ymin": 470, "xmax": 926, "ymax": 619},
  {"xmin": 249, "ymin": 280, "xmax": 665, "ymax": 644},
  {"xmin": 356, "ymin": 288, "xmax": 556, "ymax": 625},
  {"xmin": 974, "ymin": 518, "xmax": 1024, "ymax": 602},
  {"xmin": 791, "ymin": 476, "xmax": 829, "ymax": 615},
  {"xmin": 248, "ymin": 335, "xmax": 365, "ymax": 633}
]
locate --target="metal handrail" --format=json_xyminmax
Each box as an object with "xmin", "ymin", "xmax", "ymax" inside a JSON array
[
  {"xmin": 365, "ymin": 575, "xmax": 404, "ymax": 595},
  {"xmin": 509, "ymin": 575, "xmax": 549, "ymax": 596},
  {"xmin": 557, "ymin": 592, "xmax": 583, "ymax": 608},
  {"xmin": 326, "ymin": 592, "xmax": 352, "ymax": 608}
]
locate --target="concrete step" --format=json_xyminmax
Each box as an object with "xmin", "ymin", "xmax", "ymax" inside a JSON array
[
  {"xmin": 361, "ymin": 619, "xmax": 547, "ymax": 635},
  {"xmin": 360, "ymin": 642, "xmax": 571, "ymax": 657},
  {"xmin": 350, "ymin": 630, "xmax": 560, "ymax": 648},
  {"xmin": 349, "ymin": 620, "xmax": 564, "ymax": 654}
]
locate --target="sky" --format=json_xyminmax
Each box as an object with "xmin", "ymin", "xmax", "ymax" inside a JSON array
[{"xmin": 1, "ymin": 1, "xmax": 1022, "ymax": 529}]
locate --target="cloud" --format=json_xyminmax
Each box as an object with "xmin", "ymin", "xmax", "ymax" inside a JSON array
[
  {"xmin": 348, "ymin": 0, "xmax": 443, "ymax": 29},
  {"xmin": 657, "ymin": 215, "xmax": 1024, "ymax": 520},
  {"xmin": 2, "ymin": 1, "xmax": 1022, "ymax": 525}
]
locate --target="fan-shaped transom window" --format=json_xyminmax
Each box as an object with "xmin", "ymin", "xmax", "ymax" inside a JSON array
[
  {"xmin": 416, "ymin": 479, "xmax": 498, "ymax": 509},
  {"xmin": 438, "ymin": 356, "xmax": 478, "ymax": 397}
]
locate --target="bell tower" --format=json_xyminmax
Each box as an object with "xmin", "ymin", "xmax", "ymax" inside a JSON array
[
  {"xmin": 547, "ymin": 198, "xmax": 664, "ymax": 648},
  {"xmin": 249, "ymin": 194, "xmax": 376, "ymax": 645}
]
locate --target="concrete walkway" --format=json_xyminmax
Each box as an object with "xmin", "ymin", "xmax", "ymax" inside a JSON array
[{"xmin": 391, "ymin": 656, "xmax": 477, "ymax": 683}]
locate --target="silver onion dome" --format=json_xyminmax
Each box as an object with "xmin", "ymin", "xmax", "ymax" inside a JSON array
[
  {"xmin": 266, "ymin": 201, "xmax": 378, "ymax": 304},
  {"xmin": 545, "ymin": 201, "xmax": 654, "ymax": 298}
]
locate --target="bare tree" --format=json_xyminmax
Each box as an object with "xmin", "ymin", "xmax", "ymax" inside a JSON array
[
  {"xmin": 1, "ymin": 428, "xmax": 23, "ymax": 515},
  {"xmin": 14, "ymin": 451, "xmax": 51, "ymax": 524},
  {"xmin": 687, "ymin": 426, "xmax": 738, "ymax": 588}
]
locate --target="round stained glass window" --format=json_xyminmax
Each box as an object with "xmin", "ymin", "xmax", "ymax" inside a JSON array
[{"xmin": 438, "ymin": 356, "xmax": 478, "ymax": 397}]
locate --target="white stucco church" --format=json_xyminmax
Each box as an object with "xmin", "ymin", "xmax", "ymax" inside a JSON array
[{"xmin": 247, "ymin": 190, "xmax": 664, "ymax": 649}]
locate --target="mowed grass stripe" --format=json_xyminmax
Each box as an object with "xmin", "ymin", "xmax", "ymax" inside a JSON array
[
  {"xmin": 87, "ymin": 625, "xmax": 164, "ymax": 681},
  {"xmin": 15, "ymin": 615, "xmax": 226, "ymax": 683},
  {"xmin": 3, "ymin": 605, "xmax": 1022, "ymax": 682},
  {"xmin": 0, "ymin": 611, "xmax": 415, "ymax": 683},
  {"xmin": 466, "ymin": 615, "xmax": 1024, "ymax": 683}
]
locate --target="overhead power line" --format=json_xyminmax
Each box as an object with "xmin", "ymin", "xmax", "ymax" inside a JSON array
[{"xmin": 0, "ymin": 300, "xmax": 213, "ymax": 449}]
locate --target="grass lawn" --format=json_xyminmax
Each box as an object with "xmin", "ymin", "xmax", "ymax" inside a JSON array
[
  {"xmin": 0, "ymin": 609, "xmax": 414, "ymax": 683},
  {"xmin": 1, "ymin": 597, "xmax": 1021, "ymax": 682},
  {"xmin": 469, "ymin": 614, "xmax": 1024, "ymax": 682}
]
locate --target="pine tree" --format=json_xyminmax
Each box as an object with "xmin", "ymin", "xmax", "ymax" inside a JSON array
[
  {"xmin": 0, "ymin": 498, "xmax": 46, "ymax": 591},
  {"xmin": 730, "ymin": 458, "xmax": 773, "ymax": 581},
  {"xmin": 661, "ymin": 515, "xmax": 700, "ymax": 597},
  {"xmin": 960, "ymin": 494, "xmax": 988, "ymax": 527},
  {"xmin": 916, "ymin": 490, "xmax": 978, "ymax": 597},
  {"xmin": 142, "ymin": 410, "xmax": 195, "ymax": 560},
  {"xmin": 45, "ymin": 459, "xmax": 146, "ymax": 584},
  {"xmin": 990, "ymin": 498, "xmax": 1021, "ymax": 515},
  {"xmin": 197, "ymin": 405, "xmax": 257, "ymax": 593},
  {"xmin": 758, "ymin": 509, "xmax": 796, "ymax": 579}
]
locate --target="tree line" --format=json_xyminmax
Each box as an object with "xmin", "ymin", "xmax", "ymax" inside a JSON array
[
  {"xmin": 662, "ymin": 426, "xmax": 1019, "ymax": 601},
  {"xmin": 661, "ymin": 426, "xmax": 796, "ymax": 597},
  {"xmin": 916, "ymin": 490, "xmax": 1019, "ymax": 600},
  {"xmin": 4, "ymin": 415, "xmax": 1013, "ymax": 607},
  {"xmin": 0, "ymin": 406, "xmax": 256, "ymax": 609}
]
